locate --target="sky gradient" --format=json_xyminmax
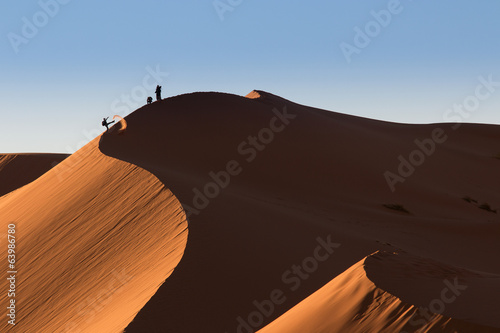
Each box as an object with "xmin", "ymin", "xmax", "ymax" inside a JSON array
[{"xmin": 1, "ymin": 0, "xmax": 500, "ymax": 153}]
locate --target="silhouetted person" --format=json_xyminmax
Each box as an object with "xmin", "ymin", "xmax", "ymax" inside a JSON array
[
  {"xmin": 102, "ymin": 117, "xmax": 115, "ymax": 132},
  {"xmin": 155, "ymin": 85, "xmax": 162, "ymax": 101},
  {"xmin": 147, "ymin": 96, "xmax": 153, "ymax": 104}
]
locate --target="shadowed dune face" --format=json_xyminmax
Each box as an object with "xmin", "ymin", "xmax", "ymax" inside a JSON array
[
  {"xmin": 98, "ymin": 91, "xmax": 500, "ymax": 332},
  {"xmin": 0, "ymin": 139, "xmax": 188, "ymax": 333},
  {"xmin": 0, "ymin": 153, "xmax": 68, "ymax": 197}
]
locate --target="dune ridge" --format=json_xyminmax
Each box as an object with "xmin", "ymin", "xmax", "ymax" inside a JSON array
[{"xmin": 0, "ymin": 137, "xmax": 188, "ymax": 332}]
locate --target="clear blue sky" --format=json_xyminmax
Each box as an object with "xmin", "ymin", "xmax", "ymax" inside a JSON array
[{"xmin": 1, "ymin": 0, "xmax": 499, "ymax": 153}]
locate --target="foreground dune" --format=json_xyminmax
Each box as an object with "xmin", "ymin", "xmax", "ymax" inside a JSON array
[
  {"xmin": 95, "ymin": 91, "xmax": 500, "ymax": 332},
  {"xmin": 259, "ymin": 251, "xmax": 500, "ymax": 333},
  {"xmin": 0, "ymin": 138, "xmax": 188, "ymax": 332},
  {"xmin": 0, "ymin": 153, "xmax": 68, "ymax": 197}
]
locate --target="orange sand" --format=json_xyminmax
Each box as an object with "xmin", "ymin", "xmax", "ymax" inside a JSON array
[
  {"xmin": 1, "ymin": 90, "xmax": 499, "ymax": 332},
  {"xmin": 0, "ymin": 140, "xmax": 187, "ymax": 332}
]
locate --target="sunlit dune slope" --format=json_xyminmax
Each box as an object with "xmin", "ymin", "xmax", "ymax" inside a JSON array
[
  {"xmin": 0, "ymin": 153, "xmax": 68, "ymax": 197},
  {"xmin": 97, "ymin": 91, "xmax": 500, "ymax": 332},
  {"xmin": 0, "ymin": 138, "xmax": 188, "ymax": 333},
  {"xmin": 259, "ymin": 251, "xmax": 500, "ymax": 333}
]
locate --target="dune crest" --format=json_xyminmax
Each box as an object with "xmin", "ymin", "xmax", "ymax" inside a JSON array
[
  {"xmin": 0, "ymin": 137, "xmax": 188, "ymax": 332},
  {"xmin": 245, "ymin": 90, "xmax": 263, "ymax": 99}
]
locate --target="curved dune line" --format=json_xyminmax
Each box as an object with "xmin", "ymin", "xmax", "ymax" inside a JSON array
[{"xmin": 0, "ymin": 137, "xmax": 188, "ymax": 333}]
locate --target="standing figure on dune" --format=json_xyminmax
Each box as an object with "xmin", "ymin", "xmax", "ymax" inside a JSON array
[
  {"xmin": 102, "ymin": 117, "xmax": 115, "ymax": 132},
  {"xmin": 155, "ymin": 85, "xmax": 162, "ymax": 101}
]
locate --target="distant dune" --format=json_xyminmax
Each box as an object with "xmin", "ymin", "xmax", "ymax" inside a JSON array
[
  {"xmin": 1, "ymin": 90, "xmax": 499, "ymax": 332},
  {"xmin": 0, "ymin": 153, "xmax": 68, "ymax": 197}
]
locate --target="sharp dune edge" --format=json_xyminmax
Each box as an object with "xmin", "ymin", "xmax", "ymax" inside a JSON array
[
  {"xmin": 0, "ymin": 139, "xmax": 188, "ymax": 332},
  {"xmin": 1, "ymin": 90, "xmax": 500, "ymax": 332}
]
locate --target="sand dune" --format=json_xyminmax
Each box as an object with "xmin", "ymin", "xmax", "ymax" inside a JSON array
[
  {"xmin": 0, "ymin": 139, "xmax": 188, "ymax": 332},
  {"xmin": 0, "ymin": 153, "xmax": 68, "ymax": 197},
  {"xmin": 2, "ymin": 90, "xmax": 499, "ymax": 332},
  {"xmin": 365, "ymin": 251, "xmax": 500, "ymax": 329},
  {"xmin": 259, "ymin": 251, "xmax": 500, "ymax": 333},
  {"xmin": 96, "ymin": 91, "xmax": 500, "ymax": 332}
]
